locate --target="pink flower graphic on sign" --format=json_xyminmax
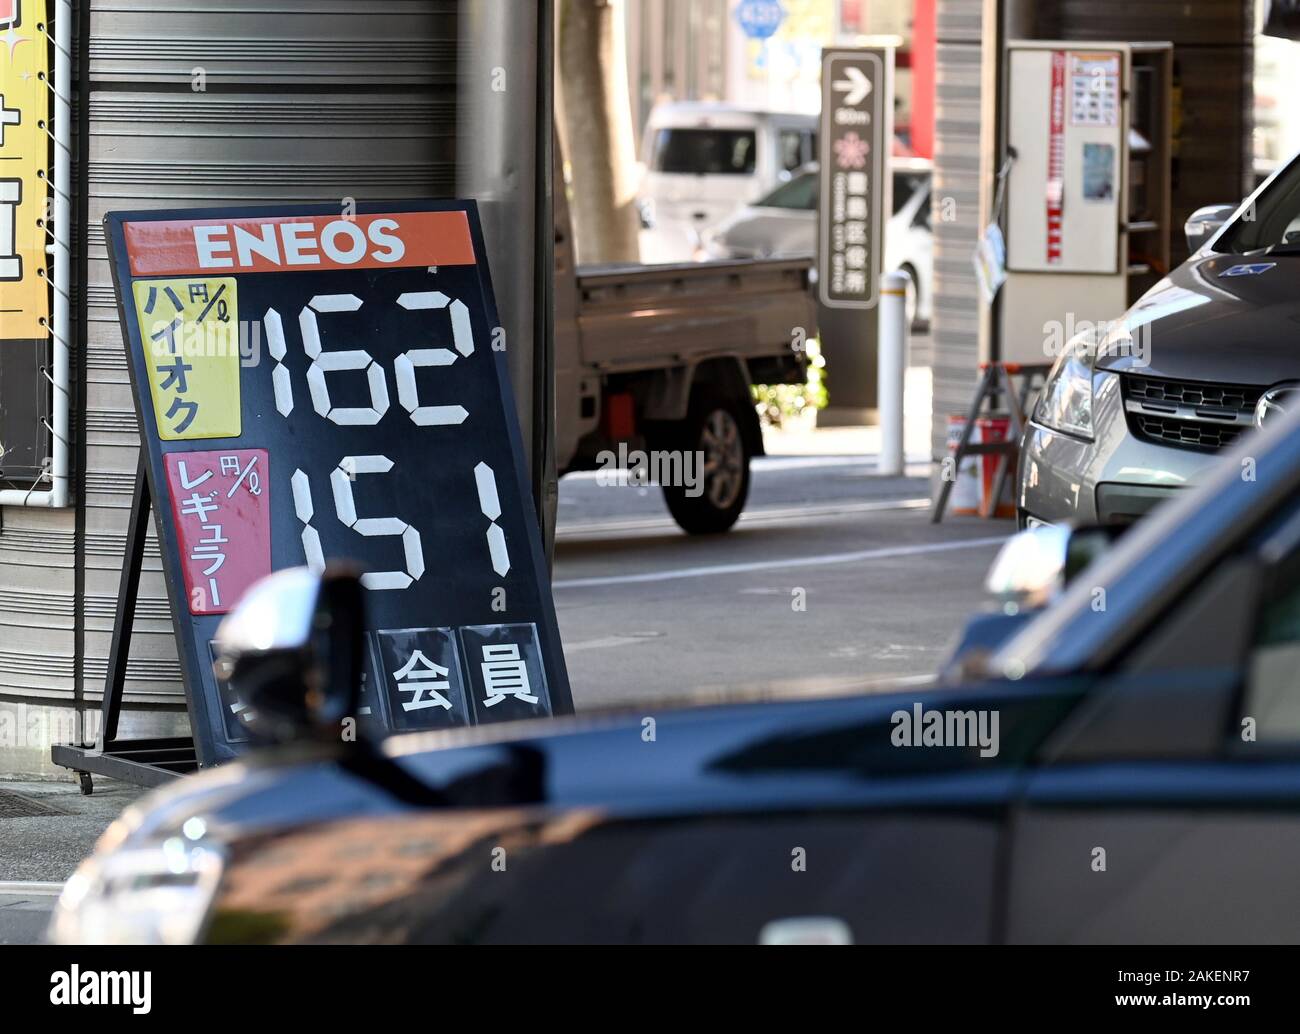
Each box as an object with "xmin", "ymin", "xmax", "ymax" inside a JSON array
[{"xmin": 833, "ymin": 132, "xmax": 870, "ymax": 169}]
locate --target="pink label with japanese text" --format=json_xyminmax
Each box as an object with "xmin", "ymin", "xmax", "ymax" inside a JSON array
[{"xmin": 164, "ymin": 449, "xmax": 271, "ymax": 614}]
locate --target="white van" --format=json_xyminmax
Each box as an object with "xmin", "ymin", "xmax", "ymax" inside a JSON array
[{"xmin": 637, "ymin": 102, "xmax": 817, "ymax": 263}]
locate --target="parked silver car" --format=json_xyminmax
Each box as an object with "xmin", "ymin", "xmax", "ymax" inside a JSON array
[
  {"xmin": 702, "ymin": 160, "xmax": 934, "ymax": 328},
  {"xmin": 1020, "ymin": 153, "xmax": 1300, "ymax": 526}
]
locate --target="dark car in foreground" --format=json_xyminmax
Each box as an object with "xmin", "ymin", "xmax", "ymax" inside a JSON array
[
  {"xmin": 53, "ymin": 406, "xmax": 1300, "ymax": 943},
  {"xmin": 1020, "ymin": 152, "xmax": 1300, "ymax": 526}
]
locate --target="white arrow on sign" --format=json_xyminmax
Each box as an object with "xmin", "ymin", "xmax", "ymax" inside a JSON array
[{"xmin": 832, "ymin": 66, "xmax": 872, "ymax": 106}]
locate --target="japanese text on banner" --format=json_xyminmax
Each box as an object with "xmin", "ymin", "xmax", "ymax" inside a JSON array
[
  {"xmin": 132, "ymin": 277, "xmax": 242, "ymax": 440},
  {"xmin": 0, "ymin": 0, "xmax": 51, "ymax": 343}
]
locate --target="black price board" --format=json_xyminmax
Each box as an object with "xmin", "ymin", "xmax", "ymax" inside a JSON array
[
  {"xmin": 818, "ymin": 47, "xmax": 892, "ymax": 310},
  {"xmin": 105, "ymin": 201, "xmax": 572, "ymax": 766}
]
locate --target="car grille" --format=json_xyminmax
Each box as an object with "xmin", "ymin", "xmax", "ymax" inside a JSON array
[{"xmin": 1120, "ymin": 374, "xmax": 1263, "ymax": 453}]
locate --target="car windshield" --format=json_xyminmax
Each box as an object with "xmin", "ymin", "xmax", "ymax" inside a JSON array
[
  {"xmin": 1219, "ymin": 160, "xmax": 1300, "ymax": 252},
  {"xmin": 651, "ymin": 128, "xmax": 757, "ymax": 175},
  {"xmin": 756, "ymin": 171, "xmax": 817, "ymax": 209}
]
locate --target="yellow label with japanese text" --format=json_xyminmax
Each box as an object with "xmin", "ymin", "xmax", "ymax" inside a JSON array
[
  {"xmin": 0, "ymin": 0, "xmax": 51, "ymax": 342},
  {"xmin": 131, "ymin": 277, "xmax": 242, "ymax": 440}
]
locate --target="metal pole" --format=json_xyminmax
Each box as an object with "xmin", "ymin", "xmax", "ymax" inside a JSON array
[
  {"xmin": 95, "ymin": 454, "xmax": 150, "ymax": 750},
  {"xmin": 877, "ymin": 269, "xmax": 909, "ymax": 476}
]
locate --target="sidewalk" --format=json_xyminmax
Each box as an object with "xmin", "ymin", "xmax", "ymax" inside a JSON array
[
  {"xmin": 0, "ymin": 777, "xmax": 148, "ymax": 944},
  {"xmin": 0, "ymin": 778, "xmax": 146, "ymax": 882},
  {"xmin": 763, "ymin": 366, "xmax": 933, "ymax": 466}
]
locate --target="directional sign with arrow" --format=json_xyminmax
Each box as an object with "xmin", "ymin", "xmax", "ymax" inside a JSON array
[
  {"xmin": 819, "ymin": 48, "xmax": 892, "ymax": 310},
  {"xmin": 832, "ymin": 65, "xmax": 873, "ymax": 106}
]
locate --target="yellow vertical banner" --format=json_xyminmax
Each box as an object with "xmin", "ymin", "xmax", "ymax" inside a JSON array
[
  {"xmin": 0, "ymin": 0, "xmax": 50, "ymax": 343},
  {"xmin": 131, "ymin": 276, "xmax": 242, "ymax": 441}
]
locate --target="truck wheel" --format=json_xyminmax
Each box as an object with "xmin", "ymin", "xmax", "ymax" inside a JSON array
[{"xmin": 662, "ymin": 391, "xmax": 752, "ymax": 534}]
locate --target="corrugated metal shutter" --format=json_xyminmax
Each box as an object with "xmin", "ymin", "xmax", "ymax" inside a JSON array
[{"xmin": 1, "ymin": 0, "xmax": 460, "ymax": 776}]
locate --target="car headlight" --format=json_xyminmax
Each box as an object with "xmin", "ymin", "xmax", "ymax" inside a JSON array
[
  {"xmin": 50, "ymin": 826, "xmax": 225, "ymax": 945},
  {"xmin": 1036, "ymin": 334, "xmax": 1097, "ymax": 440}
]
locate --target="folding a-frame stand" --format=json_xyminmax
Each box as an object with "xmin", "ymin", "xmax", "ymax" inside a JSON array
[
  {"xmin": 931, "ymin": 361, "xmax": 1052, "ymax": 523},
  {"xmin": 50, "ymin": 455, "xmax": 198, "ymax": 793}
]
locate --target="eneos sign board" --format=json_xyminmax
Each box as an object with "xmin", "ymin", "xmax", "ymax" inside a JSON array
[{"xmin": 106, "ymin": 201, "xmax": 572, "ymax": 766}]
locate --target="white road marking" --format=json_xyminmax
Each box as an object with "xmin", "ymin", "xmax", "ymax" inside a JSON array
[
  {"xmin": 0, "ymin": 882, "xmax": 64, "ymax": 896},
  {"xmin": 563, "ymin": 455, "xmax": 931, "ymax": 480},
  {"xmin": 751, "ymin": 455, "xmax": 931, "ymax": 473},
  {"xmin": 557, "ymin": 497, "xmax": 929, "ymax": 539},
  {"xmin": 565, "ymin": 632, "xmax": 665, "ymax": 652},
  {"xmin": 553, "ymin": 535, "xmax": 1009, "ymax": 589}
]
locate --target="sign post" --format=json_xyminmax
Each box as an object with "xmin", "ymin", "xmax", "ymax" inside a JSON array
[
  {"xmin": 93, "ymin": 201, "xmax": 572, "ymax": 769},
  {"xmin": 817, "ymin": 46, "xmax": 893, "ymax": 423}
]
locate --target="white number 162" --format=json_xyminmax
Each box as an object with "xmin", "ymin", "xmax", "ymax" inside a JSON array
[{"xmin": 272, "ymin": 292, "xmax": 511, "ymax": 589}]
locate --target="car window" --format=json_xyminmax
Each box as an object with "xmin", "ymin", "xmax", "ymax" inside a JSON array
[
  {"xmin": 778, "ymin": 130, "xmax": 803, "ymax": 173},
  {"xmin": 892, "ymin": 172, "xmax": 927, "ymax": 215},
  {"xmin": 913, "ymin": 191, "xmax": 932, "ymax": 230},
  {"xmin": 754, "ymin": 171, "xmax": 817, "ymax": 210},
  {"xmin": 651, "ymin": 128, "xmax": 757, "ymax": 175},
  {"xmin": 1217, "ymin": 160, "xmax": 1300, "ymax": 252},
  {"xmin": 802, "ymin": 130, "xmax": 817, "ymax": 165},
  {"xmin": 1242, "ymin": 547, "xmax": 1300, "ymax": 743}
]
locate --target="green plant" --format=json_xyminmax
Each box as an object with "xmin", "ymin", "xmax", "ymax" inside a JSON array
[{"xmin": 753, "ymin": 337, "xmax": 827, "ymax": 429}]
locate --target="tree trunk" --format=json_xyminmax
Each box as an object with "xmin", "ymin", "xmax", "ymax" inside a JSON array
[{"xmin": 558, "ymin": 0, "xmax": 641, "ymax": 264}]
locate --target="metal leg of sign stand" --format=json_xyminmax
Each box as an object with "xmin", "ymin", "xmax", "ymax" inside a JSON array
[
  {"xmin": 931, "ymin": 362, "xmax": 1052, "ymax": 524},
  {"xmin": 50, "ymin": 455, "xmax": 198, "ymax": 793}
]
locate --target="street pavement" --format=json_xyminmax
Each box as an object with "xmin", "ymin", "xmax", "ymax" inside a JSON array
[
  {"xmin": 0, "ymin": 362, "xmax": 1014, "ymax": 939},
  {"xmin": 555, "ymin": 445, "xmax": 1009, "ymax": 711},
  {"xmin": 0, "ymin": 778, "xmax": 146, "ymax": 943},
  {"xmin": 555, "ymin": 362, "xmax": 1011, "ymax": 708},
  {"xmin": 0, "ymin": 884, "xmax": 63, "ymax": 944}
]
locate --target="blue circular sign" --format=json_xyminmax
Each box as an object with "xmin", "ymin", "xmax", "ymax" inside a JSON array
[{"xmin": 735, "ymin": 0, "xmax": 785, "ymax": 40}]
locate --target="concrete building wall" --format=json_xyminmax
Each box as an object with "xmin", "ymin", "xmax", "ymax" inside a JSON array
[{"xmin": 624, "ymin": 0, "xmax": 731, "ymax": 137}]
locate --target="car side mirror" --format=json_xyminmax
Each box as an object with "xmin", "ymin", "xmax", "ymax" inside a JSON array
[
  {"xmin": 943, "ymin": 523, "xmax": 1127, "ymax": 681},
  {"xmin": 984, "ymin": 524, "xmax": 1071, "ymax": 610},
  {"xmin": 213, "ymin": 565, "xmax": 365, "ymax": 745},
  {"xmin": 1184, "ymin": 203, "xmax": 1236, "ymax": 253},
  {"xmin": 984, "ymin": 523, "xmax": 1126, "ymax": 610}
]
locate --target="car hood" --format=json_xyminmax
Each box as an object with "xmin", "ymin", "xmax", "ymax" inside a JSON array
[
  {"xmin": 709, "ymin": 206, "xmax": 813, "ymax": 258},
  {"xmin": 1098, "ymin": 251, "xmax": 1300, "ymax": 385},
  {"xmin": 108, "ymin": 677, "xmax": 1086, "ymax": 849}
]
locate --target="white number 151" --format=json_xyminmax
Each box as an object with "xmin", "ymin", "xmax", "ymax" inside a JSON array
[{"xmin": 267, "ymin": 293, "xmax": 511, "ymax": 590}]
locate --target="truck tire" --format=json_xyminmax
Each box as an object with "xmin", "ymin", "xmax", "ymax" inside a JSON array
[{"xmin": 661, "ymin": 389, "xmax": 752, "ymax": 534}]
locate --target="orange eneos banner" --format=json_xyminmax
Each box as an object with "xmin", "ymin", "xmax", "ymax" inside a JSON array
[
  {"xmin": 122, "ymin": 211, "xmax": 478, "ymax": 277},
  {"xmin": 0, "ymin": 0, "xmax": 50, "ymax": 343}
]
